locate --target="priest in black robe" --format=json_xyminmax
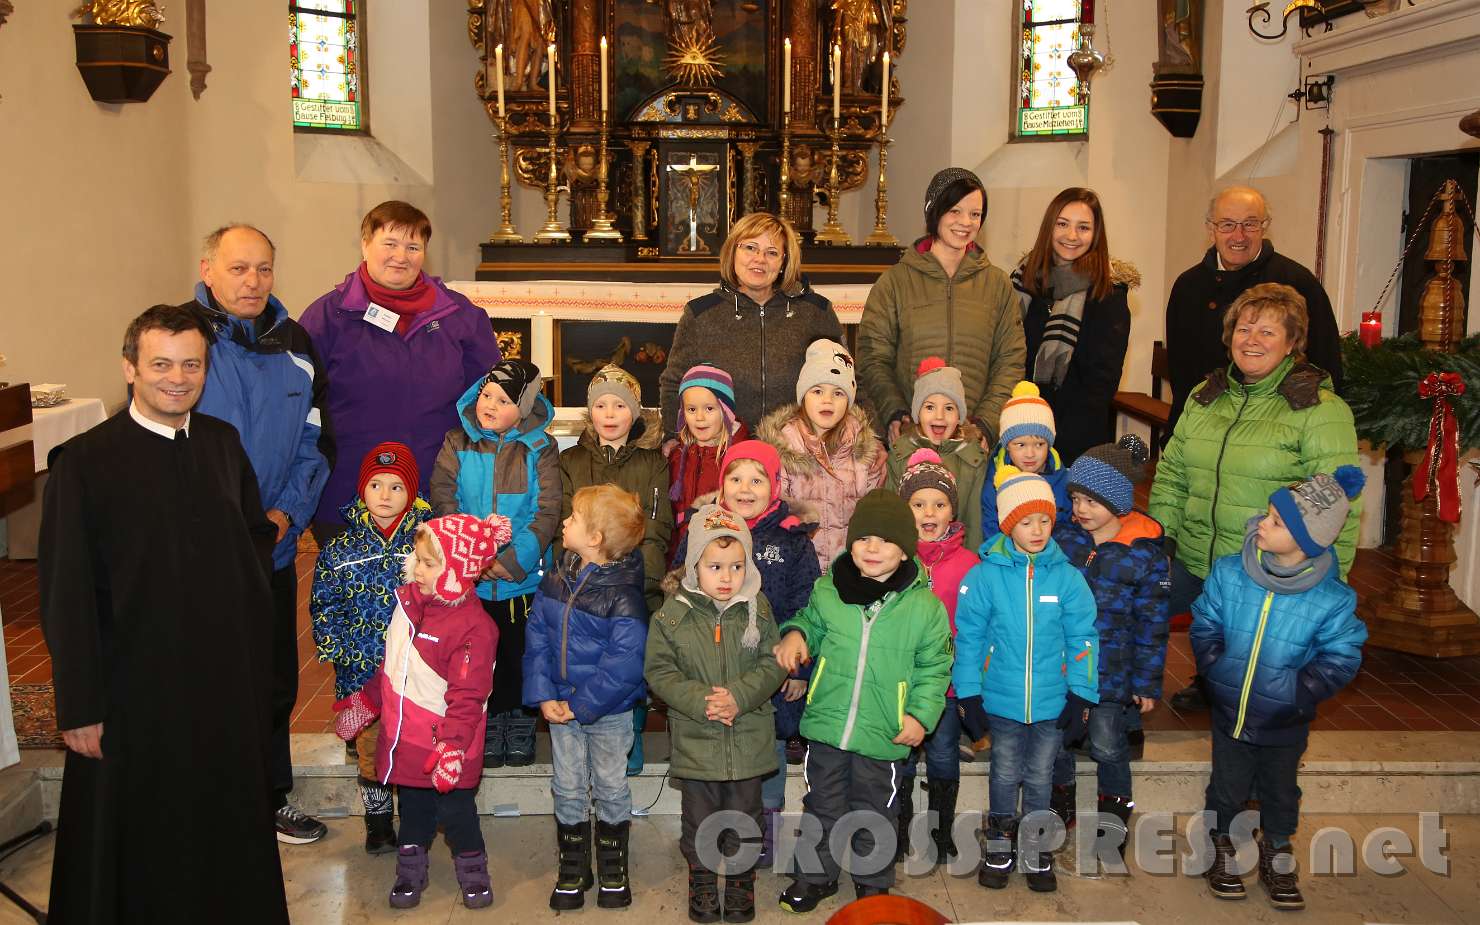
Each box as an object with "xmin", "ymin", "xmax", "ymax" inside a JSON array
[{"xmin": 39, "ymin": 304, "xmax": 289, "ymax": 924}]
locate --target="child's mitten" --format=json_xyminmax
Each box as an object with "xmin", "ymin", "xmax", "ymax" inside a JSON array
[
  {"xmin": 1057, "ymin": 693, "xmax": 1095, "ymax": 746},
  {"xmin": 423, "ymin": 741, "xmax": 466, "ymax": 794},
  {"xmin": 957, "ymin": 695, "xmax": 991, "ymax": 742},
  {"xmin": 333, "ymin": 689, "xmax": 379, "ymax": 741}
]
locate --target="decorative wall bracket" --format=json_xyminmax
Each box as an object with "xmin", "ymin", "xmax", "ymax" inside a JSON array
[{"xmin": 72, "ymin": 1, "xmax": 171, "ymax": 103}]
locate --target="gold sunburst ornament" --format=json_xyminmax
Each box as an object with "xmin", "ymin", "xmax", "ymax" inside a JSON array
[{"xmin": 665, "ymin": 30, "xmax": 724, "ymax": 86}]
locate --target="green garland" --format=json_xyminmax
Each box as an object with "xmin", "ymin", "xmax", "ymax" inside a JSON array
[{"xmin": 1341, "ymin": 332, "xmax": 1480, "ymax": 453}]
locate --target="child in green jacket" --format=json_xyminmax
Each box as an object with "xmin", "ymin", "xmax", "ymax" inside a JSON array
[
  {"xmin": 646, "ymin": 504, "xmax": 786, "ymax": 923},
  {"xmin": 773, "ymin": 490, "xmax": 953, "ymax": 912}
]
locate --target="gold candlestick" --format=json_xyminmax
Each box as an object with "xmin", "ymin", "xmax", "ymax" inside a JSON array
[
  {"xmin": 778, "ymin": 120, "xmax": 791, "ymax": 219},
  {"xmin": 534, "ymin": 110, "xmax": 571, "ymax": 243},
  {"xmin": 813, "ymin": 115, "xmax": 851, "ymax": 246},
  {"xmin": 488, "ymin": 115, "xmax": 523, "ymax": 244},
  {"xmin": 864, "ymin": 131, "xmax": 897, "ymax": 247},
  {"xmin": 585, "ymin": 111, "xmax": 622, "ymax": 241}
]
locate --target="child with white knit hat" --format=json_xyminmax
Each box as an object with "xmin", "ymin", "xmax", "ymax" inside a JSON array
[{"xmin": 979, "ymin": 381, "xmax": 1071, "ymax": 540}]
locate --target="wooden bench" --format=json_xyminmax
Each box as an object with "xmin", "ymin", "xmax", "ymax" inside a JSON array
[{"xmin": 1111, "ymin": 341, "xmax": 1172, "ymax": 457}]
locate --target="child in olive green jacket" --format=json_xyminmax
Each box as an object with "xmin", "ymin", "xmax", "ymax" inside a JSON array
[{"xmin": 646, "ymin": 504, "xmax": 786, "ymax": 923}]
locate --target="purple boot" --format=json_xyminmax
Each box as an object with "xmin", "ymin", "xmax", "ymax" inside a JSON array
[
  {"xmin": 757, "ymin": 808, "xmax": 778, "ymax": 869},
  {"xmin": 389, "ymin": 845, "xmax": 430, "ymax": 908},
  {"xmin": 455, "ymin": 850, "xmax": 494, "ymax": 909}
]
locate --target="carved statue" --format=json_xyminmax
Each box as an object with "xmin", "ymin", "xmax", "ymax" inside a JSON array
[
  {"xmin": 667, "ymin": 0, "xmax": 713, "ymax": 46},
  {"xmin": 783, "ymin": 143, "xmax": 820, "ymax": 231},
  {"xmin": 831, "ymin": 0, "xmax": 886, "ymax": 94},
  {"xmin": 73, "ymin": 0, "xmax": 165, "ymax": 28},
  {"xmin": 1155, "ymin": 0, "xmax": 1201, "ymax": 74},
  {"xmin": 564, "ymin": 143, "xmax": 600, "ymax": 230},
  {"xmin": 503, "ymin": 0, "xmax": 555, "ymax": 92}
]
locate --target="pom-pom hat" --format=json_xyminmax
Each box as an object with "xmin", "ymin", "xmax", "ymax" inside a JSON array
[
  {"xmin": 1270, "ymin": 465, "xmax": 1366, "ymax": 559},
  {"xmin": 998, "ymin": 381, "xmax": 1056, "ymax": 446},
  {"xmin": 358, "ymin": 441, "xmax": 420, "ymax": 501},
  {"xmin": 994, "ymin": 464, "xmax": 1057, "ymax": 535},
  {"xmin": 1065, "ymin": 434, "xmax": 1148, "ymax": 517},
  {"xmin": 911, "ymin": 356, "xmax": 967, "ymax": 424},
  {"xmin": 899, "ymin": 447, "xmax": 958, "ymax": 515}
]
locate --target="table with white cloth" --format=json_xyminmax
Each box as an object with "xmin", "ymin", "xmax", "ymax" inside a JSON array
[{"xmin": 3, "ymin": 398, "xmax": 109, "ymax": 559}]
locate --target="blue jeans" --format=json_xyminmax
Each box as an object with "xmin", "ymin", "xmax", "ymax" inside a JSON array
[
  {"xmin": 900, "ymin": 696, "xmax": 961, "ymax": 782},
  {"xmin": 762, "ymin": 739, "xmax": 788, "ymax": 810},
  {"xmin": 548, "ymin": 710, "xmax": 634, "ymax": 826},
  {"xmin": 986, "ymin": 714, "xmax": 1060, "ymax": 820},
  {"xmin": 1051, "ymin": 701, "xmax": 1132, "ymax": 798}
]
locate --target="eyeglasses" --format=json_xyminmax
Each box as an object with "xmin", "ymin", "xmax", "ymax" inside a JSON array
[
  {"xmin": 737, "ymin": 241, "xmax": 783, "ymax": 262},
  {"xmin": 1208, "ymin": 219, "xmax": 1269, "ymax": 234}
]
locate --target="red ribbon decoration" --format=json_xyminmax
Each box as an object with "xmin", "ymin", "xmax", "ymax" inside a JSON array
[{"xmin": 1414, "ymin": 371, "xmax": 1466, "ymax": 523}]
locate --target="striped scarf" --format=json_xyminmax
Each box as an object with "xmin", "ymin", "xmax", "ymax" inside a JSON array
[{"xmin": 1012, "ymin": 262, "xmax": 1093, "ymax": 390}]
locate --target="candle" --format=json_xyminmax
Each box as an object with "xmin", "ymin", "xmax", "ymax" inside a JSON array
[
  {"xmin": 547, "ymin": 43, "xmax": 557, "ymax": 118},
  {"xmin": 494, "ymin": 44, "xmax": 505, "ymax": 119},
  {"xmin": 832, "ymin": 43, "xmax": 841, "ymax": 120},
  {"xmin": 532, "ymin": 313, "xmax": 555, "ymax": 378},
  {"xmin": 880, "ymin": 51, "xmax": 889, "ymax": 131},
  {"xmin": 783, "ymin": 38, "xmax": 791, "ymax": 114},
  {"xmin": 1081, "ymin": 0, "xmax": 1094, "ymax": 25},
  {"xmin": 1360, "ymin": 311, "xmax": 1383, "ymax": 348},
  {"xmin": 600, "ymin": 36, "xmax": 608, "ymax": 114}
]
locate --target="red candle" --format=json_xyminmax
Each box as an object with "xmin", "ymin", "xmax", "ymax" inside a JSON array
[
  {"xmin": 1081, "ymin": 0, "xmax": 1094, "ymax": 25},
  {"xmin": 1360, "ymin": 311, "xmax": 1382, "ymax": 348}
]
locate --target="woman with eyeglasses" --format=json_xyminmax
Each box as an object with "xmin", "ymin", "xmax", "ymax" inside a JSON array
[{"xmin": 658, "ymin": 211, "xmax": 843, "ymax": 440}]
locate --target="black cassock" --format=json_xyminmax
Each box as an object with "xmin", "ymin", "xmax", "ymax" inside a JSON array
[{"xmin": 39, "ymin": 411, "xmax": 289, "ymax": 924}]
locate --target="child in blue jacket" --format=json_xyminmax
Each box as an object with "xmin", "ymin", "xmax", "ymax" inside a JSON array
[
  {"xmin": 430, "ymin": 359, "xmax": 560, "ymax": 767},
  {"xmin": 979, "ymin": 382, "xmax": 1070, "ymax": 537},
  {"xmin": 954, "ymin": 465, "xmax": 1098, "ymax": 894},
  {"xmin": 524, "ymin": 484, "xmax": 649, "ymax": 912},
  {"xmin": 1191, "ymin": 467, "xmax": 1367, "ymax": 912}
]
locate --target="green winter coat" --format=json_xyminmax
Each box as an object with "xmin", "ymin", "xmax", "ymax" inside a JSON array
[
  {"xmin": 786, "ymin": 563, "xmax": 953, "ymax": 761},
  {"xmin": 645, "ymin": 589, "xmax": 786, "ymax": 781},
  {"xmin": 1147, "ymin": 356, "xmax": 1360, "ymax": 580},
  {"xmin": 857, "ymin": 242, "xmax": 1025, "ymax": 444},
  {"xmin": 883, "ymin": 422, "xmax": 988, "ymax": 551}
]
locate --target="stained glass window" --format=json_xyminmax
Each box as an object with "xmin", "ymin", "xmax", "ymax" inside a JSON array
[
  {"xmin": 1016, "ymin": 0, "xmax": 1087, "ymax": 138},
  {"xmin": 291, "ymin": 1, "xmax": 364, "ymax": 132}
]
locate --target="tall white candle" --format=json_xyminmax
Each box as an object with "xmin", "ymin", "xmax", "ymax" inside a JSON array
[
  {"xmin": 532, "ymin": 313, "xmax": 555, "ymax": 380},
  {"xmin": 547, "ymin": 43, "xmax": 557, "ymax": 117},
  {"xmin": 783, "ymin": 38, "xmax": 791, "ymax": 114},
  {"xmin": 832, "ymin": 43, "xmax": 841, "ymax": 120},
  {"xmin": 600, "ymin": 36, "xmax": 608, "ymax": 114},
  {"xmin": 495, "ymin": 44, "xmax": 506, "ymax": 119},
  {"xmin": 880, "ymin": 51, "xmax": 889, "ymax": 131}
]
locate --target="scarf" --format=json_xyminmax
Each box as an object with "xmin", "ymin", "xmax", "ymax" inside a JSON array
[
  {"xmin": 832, "ymin": 554, "xmax": 917, "ymax": 608},
  {"xmin": 357, "ymin": 262, "xmax": 437, "ymax": 336},
  {"xmin": 1240, "ymin": 515, "xmax": 1332, "ymax": 594},
  {"xmin": 1015, "ymin": 262, "xmax": 1092, "ymax": 389}
]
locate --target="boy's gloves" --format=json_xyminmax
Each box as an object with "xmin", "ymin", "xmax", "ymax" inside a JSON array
[
  {"xmin": 332, "ymin": 689, "xmax": 379, "ymax": 741},
  {"xmin": 1058, "ymin": 693, "xmax": 1095, "ymax": 746},
  {"xmin": 957, "ymin": 695, "xmax": 991, "ymax": 742},
  {"xmin": 423, "ymin": 741, "xmax": 466, "ymax": 794}
]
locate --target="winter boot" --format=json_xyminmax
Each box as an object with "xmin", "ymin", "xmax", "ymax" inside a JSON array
[
  {"xmin": 1023, "ymin": 849, "xmax": 1057, "ymax": 893},
  {"xmin": 722, "ymin": 867, "xmax": 756, "ymax": 923},
  {"xmin": 756, "ymin": 808, "xmax": 778, "ymax": 869},
  {"xmin": 483, "ymin": 710, "xmax": 507, "ymax": 767},
  {"xmin": 1096, "ymin": 794, "xmax": 1134, "ymax": 858},
  {"xmin": 454, "ymin": 850, "xmax": 494, "ymax": 909},
  {"xmin": 688, "ymin": 862, "xmax": 721, "ymax": 923},
  {"xmin": 1257, "ymin": 837, "xmax": 1305, "ymax": 910},
  {"xmin": 1050, "ymin": 782, "xmax": 1077, "ymax": 832},
  {"xmin": 627, "ymin": 703, "xmax": 648, "ymax": 776},
  {"xmin": 388, "ymin": 845, "xmax": 430, "ymax": 909},
  {"xmin": 505, "ymin": 709, "xmax": 537, "ymax": 767},
  {"xmin": 893, "ymin": 779, "xmax": 916, "ymax": 862},
  {"xmin": 777, "ymin": 878, "xmax": 838, "ymax": 915},
  {"xmin": 978, "ymin": 816, "xmax": 1016, "ymax": 889},
  {"xmin": 925, "ymin": 779, "xmax": 960, "ymax": 858},
  {"xmin": 364, "ymin": 813, "xmax": 397, "ymax": 855},
  {"xmin": 595, "ymin": 819, "xmax": 633, "ymax": 908},
  {"xmin": 1206, "ymin": 832, "xmax": 1246, "ymax": 900},
  {"xmin": 550, "ymin": 821, "xmax": 594, "ymax": 910}
]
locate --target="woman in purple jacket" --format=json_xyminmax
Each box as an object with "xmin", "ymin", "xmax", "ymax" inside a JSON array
[{"xmin": 302, "ymin": 201, "xmax": 501, "ymax": 541}]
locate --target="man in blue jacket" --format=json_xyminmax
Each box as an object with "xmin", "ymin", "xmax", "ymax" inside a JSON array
[{"xmin": 182, "ymin": 224, "xmax": 333, "ymax": 845}]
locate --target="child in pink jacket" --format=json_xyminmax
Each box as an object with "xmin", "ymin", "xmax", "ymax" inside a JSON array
[{"xmin": 335, "ymin": 512, "xmax": 512, "ymax": 911}]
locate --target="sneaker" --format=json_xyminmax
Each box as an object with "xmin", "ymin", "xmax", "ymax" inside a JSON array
[
  {"xmin": 275, "ymin": 803, "xmax": 328, "ymax": 844},
  {"xmin": 777, "ymin": 879, "xmax": 837, "ymax": 914}
]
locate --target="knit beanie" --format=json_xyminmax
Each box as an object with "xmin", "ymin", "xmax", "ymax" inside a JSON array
[
  {"xmin": 924, "ymin": 167, "xmax": 987, "ymax": 218},
  {"xmin": 846, "ymin": 488, "xmax": 919, "ymax": 558},
  {"xmin": 683, "ymin": 504, "xmax": 764, "ymax": 651},
  {"xmin": 720, "ymin": 440, "xmax": 780, "ymax": 501},
  {"xmin": 910, "ymin": 356, "xmax": 967, "ymax": 424},
  {"xmin": 482, "ymin": 358, "xmax": 543, "ymax": 419},
  {"xmin": 994, "ymin": 465, "xmax": 1057, "ymax": 535},
  {"xmin": 678, "ymin": 363, "xmax": 740, "ymax": 435},
  {"xmin": 794, "ymin": 338, "xmax": 857, "ymax": 405},
  {"xmin": 416, "ymin": 513, "xmax": 513, "ymax": 604},
  {"xmin": 357, "ymin": 440, "xmax": 420, "ymax": 501},
  {"xmin": 898, "ymin": 448, "xmax": 958, "ymax": 515},
  {"xmin": 1270, "ymin": 465, "xmax": 1366, "ymax": 559},
  {"xmin": 1066, "ymin": 434, "xmax": 1148, "ymax": 517},
  {"xmin": 998, "ymin": 381, "xmax": 1057, "ymax": 446},
  {"xmin": 587, "ymin": 363, "xmax": 641, "ymax": 413}
]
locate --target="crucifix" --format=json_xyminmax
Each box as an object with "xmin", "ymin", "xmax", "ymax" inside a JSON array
[{"xmin": 666, "ymin": 154, "xmax": 720, "ymax": 254}]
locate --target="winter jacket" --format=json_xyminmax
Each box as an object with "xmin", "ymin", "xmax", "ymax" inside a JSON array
[
  {"xmin": 311, "ymin": 496, "xmax": 434, "ymax": 700},
  {"xmin": 667, "ymin": 423, "xmax": 751, "ymax": 564},
  {"xmin": 1147, "ymin": 356, "xmax": 1360, "ymax": 580},
  {"xmin": 430, "ymin": 384, "xmax": 560, "ymax": 600},
  {"xmin": 364, "ymin": 583, "xmax": 495, "ymax": 789},
  {"xmin": 918, "ymin": 524, "xmax": 979, "ymax": 698},
  {"xmin": 1017, "ymin": 265, "xmax": 1136, "ymax": 464},
  {"xmin": 300, "ymin": 270, "xmax": 500, "ymax": 528},
  {"xmin": 786, "ymin": 562, "xmax": 953, "ymax": 761},
  {"xmin": 757, "ymin": 403, "xmax": 887, "ymax": 573},
  {"xmin": 979, "ymin": 446, "xmax": 1072, "ymax": 539},
  {"xmin": 659, "ymin": 278, "xmax": 842, "ymax": 434},
  {"xmin": 1053, "ymin": 512, "xmax": 1171, "ymax": 704},
  {"xmin": 885, "ymin": 423, "xmax": 988, "ymax": 550},
  {"xmin": 522, "ymin": 550, "xmax": 649, "ymax": 725},
  {"xmin": 952, "ymin": 534, "xmax": 1099, "ymax": 725},
  {"xmin": 558, "ymin": 411, "xmax": 674, "ymax": 611},
  {"xmin": 857, "ymin": 239, "xmax": 1026, "ymax": 443},
  {"xmin": 1190, "ymin": 552, "xmax": 1365, "ymax": 746},
  {"xmin": 1165, "ymin": 242, "xmax": 1343, "ymax": 436},
  {"xmin": 185, "ymin": 286, "xmax": 331, "ymax": 569},
  {"xmin": 645, "ymin": 587, "xmax": 786, "ymax": 781}
]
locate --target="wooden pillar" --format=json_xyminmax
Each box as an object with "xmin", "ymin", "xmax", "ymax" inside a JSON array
[
  {"xmin": 570, "ymin": 0, "xmax": 598, "ymax": 132},
  {"xmin": 788, "ymin": 0, "xmax": 817, "ymax": 130}
]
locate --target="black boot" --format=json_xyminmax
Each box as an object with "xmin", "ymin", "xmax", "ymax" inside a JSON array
[
  {"xmin": 549, "ymin": 821, "xmax": 593, "ymax": 910},
  {"xmin": 595, "ymin": 819, "xmax": 633, "ymax": 908},
  {"xmin": 1023, "ymin": 849, "xmax": 1057, "ymax": 893},
  {"xmin": 721, "ymin": 867, "xmax": 755, "ymax": 923},
  {"xmin": 1206, "ymin": 832, "xmax": 1246, "ymax": 900},
  {"xmin": 688, "ymin": 862, "xmax": 721, "ymax": 923},
  {"xmin": 1096, "ymin": 794, "xmax": 1134, "ymax": 858},
  {"xmin": 364, "ymin": 812, "xmax": 397, "ymax": 855},
  {"xmin": 505, "ymin": 709, "xmax": 537, "ymax": 767},
  {"xmin": 483, "ymin": 710, "xmax": 507, "ymax": 767},
  {"xmin": 1257, "ymin": 837, "xmax": 1305, "ymax": 910},
  {"xmin": 978, "ymin": 816, "xmax": 1016, "ymax": 889},
  {"xmin": 1170, "ymin": 677, "xmax": 1209, "ymax": 712},
  {"xmin": 1050, "ymin": 782, "xmax": 1077, "ymax": 832},
  {"xmin": 893, "ymin": 780, "xmax": 915, "ymax": 863},
  {"xmin": 925, "ymin": 779, "xmax": 960, "ymax": 858}
]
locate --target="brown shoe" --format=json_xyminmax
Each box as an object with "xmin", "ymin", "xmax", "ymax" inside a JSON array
[
  {"xmin": 1258, "ymin": 838, "xmax": 1305, "ymax": 910},
  {"xmin": 1206, "ymin": 833, "xmax": 1246, "ymax": 900}
]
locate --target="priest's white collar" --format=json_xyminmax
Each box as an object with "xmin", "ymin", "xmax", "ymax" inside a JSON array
[{"xmin": 129, "ymin": 401, "xmax": 191, "ymax": 439}]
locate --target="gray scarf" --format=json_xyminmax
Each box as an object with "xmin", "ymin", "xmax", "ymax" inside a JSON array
[
  {"xmin": 1014, "ymin": 263, "xmax": 1093, "ymax": 389},
  {"xmin": 1240, "ymin": 515, "xmax": 1332, "ymax": 594}
]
